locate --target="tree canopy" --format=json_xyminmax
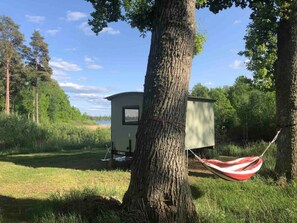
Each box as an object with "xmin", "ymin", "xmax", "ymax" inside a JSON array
[
  {"xmin": 239, "ymin": 1, "xmax": 278, "ymax": 91},
  {"xmin": 191, "ymin": 77, "xmax": 276, "ymax": 143}
]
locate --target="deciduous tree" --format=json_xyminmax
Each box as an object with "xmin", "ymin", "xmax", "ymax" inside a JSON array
[
  {"xmin": 274, "ymin": 2, "xmax": 297, "ymax": 181},
  {"xmin": 204, "ymin": 0, "xmax": 297, "ymax": 181},
  {"xmin": 238, "ymin": 1, "xmax": 277, "ymax": 91},
  {"xmin": 86, "ymin": 0, "xmax": 200, "ymax": 222},
  {"xmin": 191, "ymin": 83, "xmax": 210, "ymax": 98}
]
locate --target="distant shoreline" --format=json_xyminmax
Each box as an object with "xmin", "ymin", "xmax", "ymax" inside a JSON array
[{"xmin": 97, "ymin": 120, "xmax": 111, "ymax": 126}]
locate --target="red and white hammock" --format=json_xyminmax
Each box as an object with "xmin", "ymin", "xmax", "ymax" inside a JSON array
[{"xmin": 189, "ymin": 130, "xmax": 281, "ymax": 181}]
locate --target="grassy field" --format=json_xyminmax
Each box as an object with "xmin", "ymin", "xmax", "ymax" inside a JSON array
[{"xmin": 0, "ymin": 148, "xmax": 297, "ymax": 222}]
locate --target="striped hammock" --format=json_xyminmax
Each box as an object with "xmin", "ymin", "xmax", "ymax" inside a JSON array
[{"xmin": 189, "ymin": 130, "xmax": 281, "ymax": 181}]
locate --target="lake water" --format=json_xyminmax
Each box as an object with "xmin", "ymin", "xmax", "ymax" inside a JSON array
[{"xmin": 97, "ymin": 120, "xmax": 111, "ymax": 126}]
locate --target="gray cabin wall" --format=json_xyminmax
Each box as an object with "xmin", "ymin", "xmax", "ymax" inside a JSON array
[
  {"xmin": 108, "ymin": 92, "xmax": 215, "ymax": 153},
  {"xmin": 185, "ymin": 100, "xmax": 215, "ymax": 149},
  {"xmin": 110, "ymin": 94, "xmax": 143, "ymax": 152}
]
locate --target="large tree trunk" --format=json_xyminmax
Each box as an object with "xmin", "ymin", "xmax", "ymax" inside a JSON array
[
  {"xmin": 122, "ymin": 0, "xmax": 197, "ymax": 222},
  {"xmin": 5, "ymin": 60, "xmax": 10, "ymax": 114},
  {"xmin": 275, "ymin": 4, "xmax": 297, "ymax": 181}
]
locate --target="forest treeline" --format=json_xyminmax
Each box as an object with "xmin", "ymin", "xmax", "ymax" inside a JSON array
[
  {"xmin": 1, "ymin": 15, "xmax": 276, "ymax": 150},
  {"xmin": 0, "ymin": 16, "xmax": 90, "ymax": 124},
  {"xmin": 191, "ymin": 76, "xmax": 276, "ymax": 144},
  {"xmin": 0, "ymin": 16, "xmax": 111, "ymax": 152}
]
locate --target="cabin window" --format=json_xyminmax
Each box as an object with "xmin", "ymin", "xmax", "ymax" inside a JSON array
[{"xmin": 122, "ymin": 106, "xmax": 139, "ymax": 125}]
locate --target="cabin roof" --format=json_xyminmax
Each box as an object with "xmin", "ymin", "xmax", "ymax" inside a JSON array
[
  {"xmin": 105, "ymin": 91, "xmax": 216, "ymax": 103},
  {"xmin": 105, "ymin": 92, "xmax": 143, "ymax": 101}
]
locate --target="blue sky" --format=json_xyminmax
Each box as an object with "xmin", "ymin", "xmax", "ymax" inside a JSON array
[{"xmin": 0, "ymin": 0, "xmax": 252, "ymax": 116}]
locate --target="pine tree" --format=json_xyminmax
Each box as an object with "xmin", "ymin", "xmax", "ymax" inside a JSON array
[
  {"xmin": 28, "ymin": 30, "xmax": 52, "ymax": 123},
  {"xmin": 0, "ymin": 16, "xmax": 24, "ymax": 114}
]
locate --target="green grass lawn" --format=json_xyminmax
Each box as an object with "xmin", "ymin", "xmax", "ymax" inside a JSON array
[
  {"xmin": 0, "ymin": 149, "xmax": 130, "ymax": 222},
  {"xmin": 0, "ymin": 149, "xmax": 297, "ymax": 223}
]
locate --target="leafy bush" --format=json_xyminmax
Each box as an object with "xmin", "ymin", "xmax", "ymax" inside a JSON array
[{"xmin": 215, "ymin": 144, "xmax": 243, "ymax": 156}]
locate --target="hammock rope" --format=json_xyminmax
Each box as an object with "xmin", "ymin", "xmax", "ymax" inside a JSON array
[
  {"xmin": 188, "ymin": 129, "xmax": 282, "ymax": 181},
  {"xmin": 260, "ymin": 129, "xmax": 281, "ymax": 158}
]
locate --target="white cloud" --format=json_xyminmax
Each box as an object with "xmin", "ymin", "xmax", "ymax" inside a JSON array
[
  {"xmin": 49, "ymin": 58, "xmax": 82, "ymax": 71},
  {"xmin": 204, "ymin": 82, "xmax": 214, "ymax": 86},
  {"xmin": 78, "ymin": 22, "xmax": 94, "ymax": 35},
  {"xmin": 72, "ymin": 94, "xmax": 111, "ymax": 112},
  {"xmin": 75, "ymin": 94, "xmax": 110, "ymax": 103},
  {"xmin": 78, "ymin": 22, "xmax": 120, "ymax": 36},
  {"xmin": 46, "ymin": 29, "xmax": 60, "ymax": 36},
  {"xmin": 52, "ymin": 69, "xmax": 70, "ymax": 81},
  {"xmin": 233, "ymin": 20, "xmax": 241, "ymax": 24},
  {"xmin": 66, "ymin": 11, "xmax": 87, "ymax": 21},
  {"xmin": 59, "ymin": 82, "xmax": 109, "ymax": 93},
  {"xmin": 229, "ymin": 60, "xmax": 247, "ymax": 69},
  {"xmin": 25, "ymin": 15, "xmax": 45, "ymax": 24},
  {"xmin": 87, "ymin": 64, "xmax": 103, "ymax": 70},
  {"xmin": 52, "ymin": 69, "xmax": 67, "ymax": 76},
  {"xmin": 101, "ymin": 27, "xmax": 120, "ymax": 35},
  {"xmin": 73, "ymin": 93, "xmax": 106, "ymax": 100},
  {"xmin": 84, "ymin": 56, "xmax": 94, "ymax": 63},
  {"xmin": 84, "ymin": 56, "xmax": 103, "ymax": 70}
]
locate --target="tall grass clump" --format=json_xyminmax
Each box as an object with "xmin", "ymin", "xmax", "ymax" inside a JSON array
[
  {"xmin": 35, "ymin": 212, "xmax": 86, "ymax": 223},
  {"xmin": 0, "ymin": 210, "xmax": 3, "ymax": 223},
  {"xmin": 0, "ymin": 113, "xmax": 110, "ymax": 154},
  {"xmin": 0, "ymin": 113, "xmax": 48, "ymax": 151},
  {"xmin": 34, "ymin": 188, "xmax": 121, "ymax": 223},
  {"xmin": 192, "ymin": 178, "xmax": 297, "ymax": 223},
  {"xmin": 45, "ymin": 123, "xmax": 110, "ymax": 151}
]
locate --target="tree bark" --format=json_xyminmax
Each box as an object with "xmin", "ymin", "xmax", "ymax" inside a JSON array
[
  {"xmin": 5, "ymin": 60, "xmax": 10, "ymax": 114},
  {"xmin": 275, "ymin": 4, "xmax": 297, "ymax": 181},
  {"xmin": 122, "ymin": 0, "xmax": 197, "ymax": 222}
]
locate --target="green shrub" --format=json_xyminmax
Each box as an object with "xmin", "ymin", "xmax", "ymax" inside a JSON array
[{"xmin": 215, "ymin": 144, "xmax": 243, "ymax": 156}]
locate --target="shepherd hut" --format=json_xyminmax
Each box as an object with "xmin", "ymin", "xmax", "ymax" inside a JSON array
[{"xmin": 105, "ymin": 92, "xmax": 215, "ymax": 157}]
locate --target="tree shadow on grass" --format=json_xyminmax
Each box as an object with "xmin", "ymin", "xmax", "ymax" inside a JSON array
[
  {"xmin": 0, "ymin": 195, "xmax": 45, "ymax": 222},
  {"xmin": 188, "ymin": 170, "xmax": 215, "ymax": 179},
  {"xmin": 0, "ymin": 193, "xmax": 122, "ymax": 223},
  {"xmin": 188, "ymin": 157, "xmax": 216, "ymax": 180},
  {"xmin": 190, "ymin": 185, "xmax": 205, "ymax": 199},
  {"xmin": 0, "ymin": 150, "xmax": 132, "ymax": 171}
]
